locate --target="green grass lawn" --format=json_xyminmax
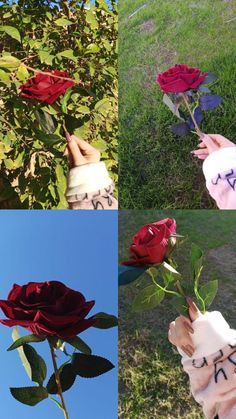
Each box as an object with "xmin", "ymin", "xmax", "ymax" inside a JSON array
[
  {"xmin": 119, "ymin": 0, "xmax": 236, "ymax": 209},
  {"xmin": 119, "ymin": 210, "xmax": 236, "ymax": 418}
]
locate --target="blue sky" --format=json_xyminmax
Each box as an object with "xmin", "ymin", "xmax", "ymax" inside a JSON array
[{"xmin": 0, "ymin": 211, "xmax": 118, "ymax": 419}]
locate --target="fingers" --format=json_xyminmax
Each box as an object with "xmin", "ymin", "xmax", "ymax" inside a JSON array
[
  {"xmin": 200, "ymin": 134, "xmax": 219, "ymax": 153},
  {"xmin": 186, "ymin": 297, "xmax": 201, "ymax": 321},
  {"xmin": 66, "ymin": 136, "xmax": 84, "ymax": 167},
  {"xmin": 207, "ymin": 134, "xmax": 234, "ymax": 148},
  {"xmin": 180, "ymin": 344, "xmax": 194, "ymax": 358},
  {"xmin": 70, "ymin": 136, "xmax": 95, "ymax": 153},
  {"xmin": 168, "ymin": 317, "xmax": 195, "ymax": 358},
  {"xmin": 191, "ymin": 148, "xmax": 209, "ymax": 160},
  {"xmin": 66, "ymin": 135, "xmax": 100, "ymax": 164}
]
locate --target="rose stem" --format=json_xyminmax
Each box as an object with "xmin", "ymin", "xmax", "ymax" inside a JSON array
[
  {"xmin": 62, "ymin": 123, "xmax": 71, "ymax": 142},
  {"xmin": 24, "ymin": 65, "xmax": 77, "ymax": 84},
  {"xmin": 49, "ymin": 342, "xmax": 69, "ymax": 419},
  {"xmin": 175, "ymin": 280, "xmax": 185, "ymax": 297},
  {"xmin": 182, "ymin": 93, "xmax": 203, "ymax": 138}
]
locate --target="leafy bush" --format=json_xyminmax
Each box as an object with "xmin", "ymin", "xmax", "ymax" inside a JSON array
[{"xmin": 0, "ymin": 0, "xmax": 117, "ymax": 208}]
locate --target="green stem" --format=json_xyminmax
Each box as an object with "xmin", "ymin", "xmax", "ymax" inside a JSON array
[
  {"xmin": 147, "ymin": 269, "xmax": 180, "ymax": 297},
  {"xmin": 49, "ymin": 342, "xmax": 69, "ymax": 419},
  {"xmin": 175, "ymin": 280, "xmax": 185, "ymax": 297}
]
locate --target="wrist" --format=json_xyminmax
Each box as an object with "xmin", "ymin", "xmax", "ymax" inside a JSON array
[{"xmin": 179, "ymin": 311, "xmax": 236, "ymax": 362}]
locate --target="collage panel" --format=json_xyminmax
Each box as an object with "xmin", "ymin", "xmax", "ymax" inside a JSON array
[
  {"xmin": 119, "ymin": 0, "xmax": 236, "ymax": 210},
  {"xmin": 0, "ymin": 0, "xmax": 117, "ymax": 210},
  {"xmin": 119, "ymin": 210, "xmax": 236, "ymax": 418},
  {"xmin": 0, "ymin": 210, "xmax": 118, "ymax": 419}
]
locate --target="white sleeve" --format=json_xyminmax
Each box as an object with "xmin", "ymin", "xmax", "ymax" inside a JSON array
[{"xmin": 203, "ymin": 147, "xmax": 236, "ymax": 186}]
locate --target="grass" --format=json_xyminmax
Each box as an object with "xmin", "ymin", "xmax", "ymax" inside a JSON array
[
  {"xmin": 119, "ymin": 0, "xmax": 236, "ymax": 209},
  {"xmin": 119, "ymin": 210, "xmax": 236, "ymax": 418}
]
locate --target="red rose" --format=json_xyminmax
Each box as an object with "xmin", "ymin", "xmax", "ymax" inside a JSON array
[
  {"xmin": 157, "ymin": 64, "xmax": 208, "ymax": 93},
  {"xmin": 20, "ymin": 70, "xmax": 75, "ymax": 104},
  {"xmin": 0, "ymin": 281, "xmax": 96, "ymax": 340},
  {"xmin": 123, "ymin": 218, "xmax": 176, "ymax": 266}
]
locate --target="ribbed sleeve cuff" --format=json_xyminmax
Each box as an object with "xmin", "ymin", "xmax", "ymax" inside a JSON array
[
  {"xmin": 66, "ymin": 162, "xmax": 113, "ymax": 196},
  {"xmin": 178, "ymin": 311, "xmax": 236, "ymax": 362}
]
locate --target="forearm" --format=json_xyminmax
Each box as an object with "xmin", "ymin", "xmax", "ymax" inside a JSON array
[
  {"xmin": 178, "ymin": 312, "xmax": 236, "ymax": 419},
  {"xmin": 203, "ymin": 147, "xmax": 236, "ymax": 209},
  {"xmin": 66, "ymin": 162, "xmax": 118, "ymax": 210}
]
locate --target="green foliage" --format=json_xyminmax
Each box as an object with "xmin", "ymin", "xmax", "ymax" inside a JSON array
[
  {"xmin": 198, "ymin": 280, "xmax": 218, "ymax": 309},
  {"xmin": 10, "ymin": 386, "xmax": 48, "ymax": 406},
  {"xmin": 132, "ymin": 284, "xmax": 165, "ymax": 312},
  {"xmin": 121, "ymin": 240, "xmax": 218, "ymax": 315},
  {"xmin": 71, "ymin": 353, "xmax": 115, "ymax": 378},
  {"xmin": 47, "ymin": 363, "xmax": 76, "ymax": 394},
  {"xmin": 92, "ymin": 312, "xmax": 118, "ymax": 329},
  {"xmin": 7, "ymin": 333, "xmax": 46, "ymax": 351},
  {"xmin": 0, "ymin": 0, "xmax": 117, "ymax": 208},
  {"xmin": 66, "ymin": 336, "xmax": 92, "ymax": 354},
  {"xmin": 23, "ymin": 344, "xmax": 47, "ymax": 385},
  {"xmin": 11, "ymin": 327, "xmax": 32, "ymax": 380}
]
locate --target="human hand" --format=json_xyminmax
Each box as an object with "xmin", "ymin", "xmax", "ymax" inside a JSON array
[
  {"xmin": 64, "ymin": 133, "xmax": 101, "ymax": 167},
  {"xmin": 168, "ymin": 298, "xmax": 201, "ymax": 357},
  {"xmin": 191, "ymin": 134, "xmax": 236, "ymax": 160}
]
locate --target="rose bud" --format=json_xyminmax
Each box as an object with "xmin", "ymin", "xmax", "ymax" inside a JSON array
[{"xmin": 123, "ymin": 218, "xmax": 176, "ymax": 266}]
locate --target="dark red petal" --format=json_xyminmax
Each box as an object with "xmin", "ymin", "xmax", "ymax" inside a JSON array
[{"xmin": 57, "ymin": 318, "xmax": 97, "ymax": 340}]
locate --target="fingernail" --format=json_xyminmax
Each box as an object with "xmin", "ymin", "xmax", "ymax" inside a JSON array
[
  {"xmin": 181, "ymin": 346, "xmax": 192, "ymax": 358},
  {"xmin": 187, "ymin": 297, "xmax": 198, "ymax": 312},
  {"xmin": 185, "ymin": 322, "xmax": 194, "ymax": 334},
  {"xmin": 65, "ymin": 131, "xmax": 71, "ymax": 142},
  {"xmin": 186, "ymin": 345, "xmax": 194, "ymax": 356}
]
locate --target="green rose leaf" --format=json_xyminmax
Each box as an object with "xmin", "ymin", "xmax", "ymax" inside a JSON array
[
  {"xmin": 0, "ymin": 55, "xmax": 21, "ymax": 69},
  {"xmin": 0, "ymin": 25, "xmax": 21, "ymax": 43},
  {"xmin": 57, "ymin": 49, "xmax": 77, "ymax": 62},
  {"xmin": 171, "ymin": 295, "xmax": 188, "ymax": 316},
  {"xmin": 10, "ymin": 386, "xmax": 48, "ymax": 406},
  {"xmin": 38, "ymin": 50, "xmax": 54, "ymax": 65},
  {"xmin": 7, "ymin": 334, "xmax": 46, "ymax": 351},
  {"xmin": 55, "ymin": 18, "xmax": 74, "ymax": 26},
  {"xmin": 16, "ymin": 64, "xmax": 29, "ymax": 81},
  {"xmin": 132, "ymin": 285, "xmax": 165, "ymax": 312},
  {"xmin": 85, "ymin": 43, "xmax": 101, "ymax": 54},
  {"xmin": 86, "ymin": 10, "xmax": 99, "ymax": 30},
  {"xmin": 23, "ymin": 344, "xmax": 47, "ymax": 386},
  {"xmin": 0, "ymin": 69, "xmax": 11, "ymax": 84},
  {"xmin": 201, "ymin": 72, "xmax": 218, "ymax": 85},
  {"xmin": 35, "ymin": 110, "xmax": 57, "ymax": 134},
  {"xmin": 12, "ymin": 328, "xmax": 31, "ymax": 380},
  {"xmin": 92, "ymin": 312, "xmax": 118, "ymax": 329},
  {"xmin": 118, "ymin": 265, "xmax": 146, "ymax": 286},
  {"xmin": 163, "ymin": 94, "xmax": 183, "ymax": 119},
  {"xmin": 47, "ymin": 363, "xmax": 76, "ymax": 394},
  {"xmin": 35, "ymin": 131, "xmax": 63, "ymax": 145},
  {"xmin": 61, "ymin": 87, "xmax": 73, "ymax": 114},
  {"xmin": 191, "ymin": 243, "xmax": 203, "ymax": 282},
  {"xmin": 198, "ymin": 280, "xmax": 218, "ymax": 308},
  {"xmin": 66, "ymin": 336, "xmax": 92, "ymax": 355},
  {"xmin": 71, "ymin": 353, "xmax": 114, "ymax": 378}
]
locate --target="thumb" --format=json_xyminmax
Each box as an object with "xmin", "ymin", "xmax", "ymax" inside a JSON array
[
  {"xmin": 186, "ymin": 297, "xmax": 201, "ymax": 322},
  {"xmin": 66, "ymin": 136, "xmax": 83, "ymax": 166}
]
